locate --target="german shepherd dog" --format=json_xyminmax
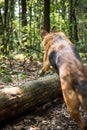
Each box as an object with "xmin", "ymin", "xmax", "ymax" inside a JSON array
[{"xmin": 40, "ymin": 26, "xmax": 87, "ymax": 130}]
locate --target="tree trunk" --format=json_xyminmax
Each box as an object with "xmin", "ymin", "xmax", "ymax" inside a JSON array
[
  {"xmin": 21, "ymin": 0, "xmax": 27, "ymax": 26},
  {"xmin": 73, "ymin": 0, "xmax": 79, "ymax": 43},
  {"xmin": 3, "ymin": 0, "xmax": 9, "ymax": 55},
  {"xmin": 44, "ymin": 0, "xmax": 50, "ymax": 32},
  {"xmin": 69, "ymin": 0, "xmax": 73, "ymax": 41},
  {"xmin": 0, "ymin": 74, "xmax": 61, "ymax": 123},
  {"xmin": 69, "ymin": 0, "xmax": 78, "ymax": 43}
]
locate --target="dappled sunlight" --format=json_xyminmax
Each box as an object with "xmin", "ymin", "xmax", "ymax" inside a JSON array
[
  {"xmin": 1, "ymin": 87, "xmax": 22, "ymax": 98},
  {"xmin": 14, "ymin": 53, "xmax": 26, "ymax": 61}
]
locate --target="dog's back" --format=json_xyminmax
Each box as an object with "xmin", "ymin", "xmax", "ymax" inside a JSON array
[
  {"xmin": 48, "ymin": 34, "xmax": 82, "ymax": 72},
  {"xmin": 48, "ymin": 33, "xmax": 87, "ymax": 108}
]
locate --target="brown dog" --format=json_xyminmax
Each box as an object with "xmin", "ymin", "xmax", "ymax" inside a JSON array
[{"xmin": 40, "ymin": 26, "xmax": 87, "ymax": 130}]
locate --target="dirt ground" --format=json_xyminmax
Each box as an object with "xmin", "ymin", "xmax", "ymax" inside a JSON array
[
  {"xmin": 1, "ymin": 97, "xmax": 81, "ymax": 130},
  {"xmin": 0, "ymin": 57, "xmax": 86, "ymax": 130}
]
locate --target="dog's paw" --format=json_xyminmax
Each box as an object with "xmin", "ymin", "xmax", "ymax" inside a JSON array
[{"xmin": 39, "ymin": 70, "xmax": 45, "ymax": 76}]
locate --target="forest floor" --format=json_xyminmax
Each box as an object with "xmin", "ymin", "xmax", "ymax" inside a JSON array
[{"xmin": 0, "ymin": 55, "xmax": 85, "ymax": 130}]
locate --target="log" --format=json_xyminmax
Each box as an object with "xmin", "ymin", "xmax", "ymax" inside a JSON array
[{"xmin": 0, "ymin": 74, "xmax": 61, "ymax": 122}]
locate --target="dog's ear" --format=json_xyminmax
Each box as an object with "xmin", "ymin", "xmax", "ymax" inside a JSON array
[
  {"xmin": 51, "ymin": 26, "xmax": 57, "ymax": 33},
  {"xmin": 40, "ymin": 26, "xmax": 48, "ymax": 40}
]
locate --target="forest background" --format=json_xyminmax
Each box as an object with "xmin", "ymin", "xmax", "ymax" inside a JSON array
[{"xmin": 0, "ymin": 0, "xmax": 87, "ymax": 83}]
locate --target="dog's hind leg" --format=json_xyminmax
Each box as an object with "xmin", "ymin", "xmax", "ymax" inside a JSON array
[
  {"xmin": 69, "ymin": 110, "xmax": 87, "ymax": 130},
  {"xmin": 61, "ymin": 79, "xmax": 87, "ymax": 130}
]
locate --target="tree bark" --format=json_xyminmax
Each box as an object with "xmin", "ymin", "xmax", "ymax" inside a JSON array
[
  {"xmin": 0, "ymin": 74, "xmax": 61, "ymax": 122},
  {"xmin": 3, "ymin": 0, "xmax": 9, "ymax": 55},
  {"xmin": 21, "ymin": 0, "xmax": 27, "ymax": 26},
  {"xmin": 69, "ymin": 0, "xmax": 73, "ymax": 41},
  {"xmin": 69, "ymin": 0, "xmax": 78, "ymax": 43},
  {"xmin": 44, "ymin": 0, "xmax": 50, "ymax": 32}
]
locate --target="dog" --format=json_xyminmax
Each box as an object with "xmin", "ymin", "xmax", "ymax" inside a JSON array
[{"xmin": 40, "ymin": 26, "xmax": 87, "ymax": 130}]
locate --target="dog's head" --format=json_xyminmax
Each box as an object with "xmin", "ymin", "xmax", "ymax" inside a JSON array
[
  {"xmin": 40, "ymin": 26, "xmax": 57, "ymax": 40},
  {"xmin": 40, "ymin": 26, "xmax": 74, "ymax": 51},
  {"xmin": 40, "ymin": 26, "xmax": 69, "ymax": 51},
  {"xmin": 40, "ymin": 26, "xmax": 59, "ymax": 51}
]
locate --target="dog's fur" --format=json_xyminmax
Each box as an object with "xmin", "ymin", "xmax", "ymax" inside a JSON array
[{"xmin": 40, "ymin": 26, "xmax": 87, "ymax": 130}]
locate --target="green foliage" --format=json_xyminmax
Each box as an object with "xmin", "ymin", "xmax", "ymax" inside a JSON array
[
  {"xmin": 0, "ymin": 0, "xmax": 87, "ymax": 61},
  {"xmin": 0, "ymin": 0, "xmax": 4, "ymax": 7},
  {"xmin": 2, "ymin": 75, "xmax": 13, "ymax": 83},
  {"xmin": 0, "ymin": 61, "xmax": 13, "ymax": 83},
  {"xmin": 17, "ymin": 73, "xmax": 26, "ymax": 79}
]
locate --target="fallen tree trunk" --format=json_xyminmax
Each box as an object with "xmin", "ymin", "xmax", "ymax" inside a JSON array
[{"xmin": 0, "ymin": 74, "xmax": 61, "ymax": 122}]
